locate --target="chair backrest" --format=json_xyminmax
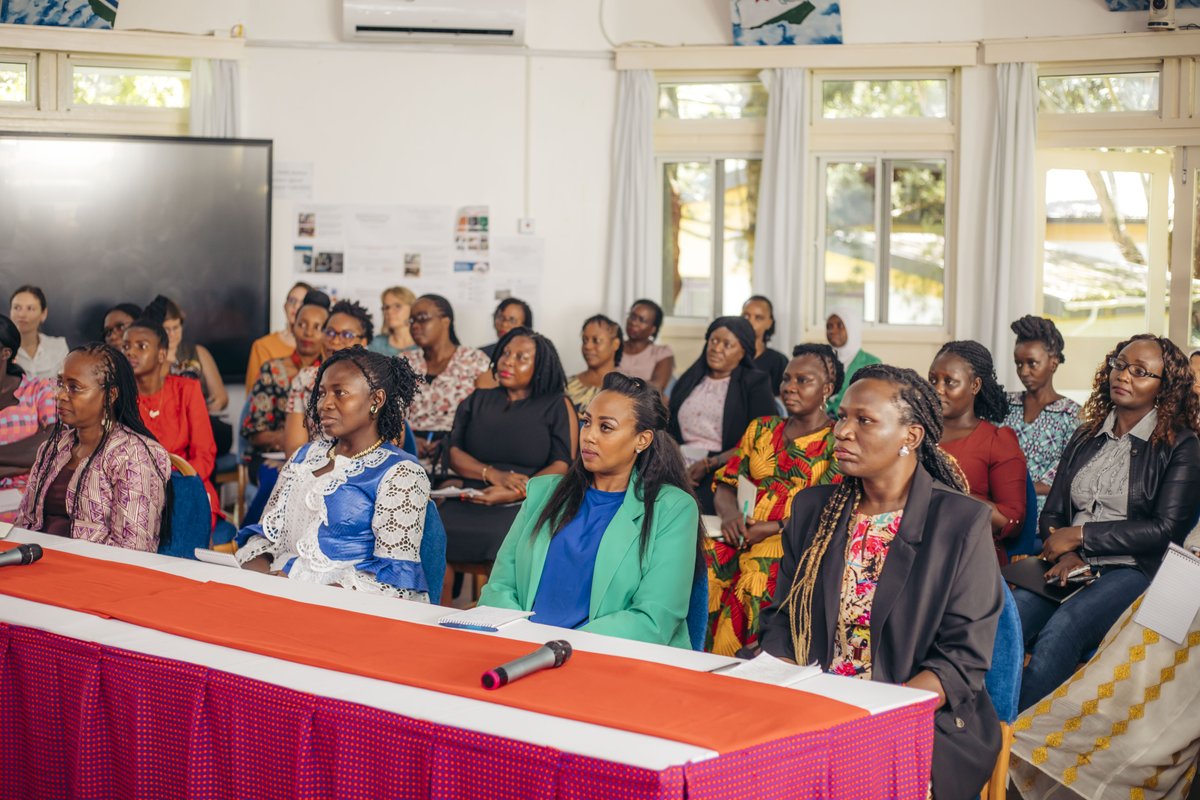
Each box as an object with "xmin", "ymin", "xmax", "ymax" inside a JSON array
[
  {"xmin": 687, "ymin": 553, "xmax": 709, "ymax": 651},
  {"xmin": 1004, "ymin": 472, "xmax": 1041, "ymax": 558},
  {"xmin": 984, "ymin": 583, "xmax": 1024, "ymax": 724},
  {"xmin": 420, "ymin": 500, "xmax": 447, "ymax": 604},
  {"xmin": 168, "ymin": 453, "xmax": 197, "ymax": 477},
  {"xmin": 158, "ymin": 472, "xmax": 210, "ymax": 560},
  {"xmin": 235, "ymin": 395, "xmax": 253, "ymax": 460},
  {"xmin": 402, "ymin": 423, "xmax": 418, "ymax": 458}
]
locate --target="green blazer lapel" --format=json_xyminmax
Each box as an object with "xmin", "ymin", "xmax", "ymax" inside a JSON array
[
  {"xmin": 589, "ymin": 473, "xmax": 647, "ymax": 615},
  {"xmin": 523, "ymin": 518, "xmax": 553, "ymax": 608}
]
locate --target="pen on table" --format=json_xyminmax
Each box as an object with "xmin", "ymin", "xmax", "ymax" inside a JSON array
[{"xmin": 707, "ymin": 660, "xmax": 742, "ymax": 674}]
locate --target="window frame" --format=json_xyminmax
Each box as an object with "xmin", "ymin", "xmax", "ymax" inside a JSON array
[
  {"xmin": 61, "ymin": 53, "xmax": 190, "ymax": 117},
  {"xmin": 0, "ymin": 51, "xmax": 37, "ymax": 109},
  {"xmin": 812, "ymin": 71, "xmax": 954, "ymax": 126},
  {"xmin": 1037, "ymin": 61, "xmax": 1163, "ymax": 120}
]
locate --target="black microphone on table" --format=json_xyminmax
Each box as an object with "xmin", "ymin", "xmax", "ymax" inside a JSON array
[
  {"xmin": 0, "ymin": 544, "xmax": 42, "ymax": 568},
  {"xmin": 481, "ymin": 640, "xmax": 572, "ymax": 690}
]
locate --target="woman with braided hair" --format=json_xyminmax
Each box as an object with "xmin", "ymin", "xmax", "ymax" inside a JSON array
[
  {"xmin": 930, "ymin": 340, "xmax": 1028, "ymax": 563},
  {"xmin": 1003, "ymin": 315, "xmax": 1080, "ymax": 517},
  {"xmin": 16, "ymin": 343, "xmax": 171, "ymax": 551},
  {"xmin": 760, "ymin": 365, "xmax": 1004, "ymax": 800},
  {"xmin": 237, "ymin": 348, "xmax": 432, "ymax": 600}
]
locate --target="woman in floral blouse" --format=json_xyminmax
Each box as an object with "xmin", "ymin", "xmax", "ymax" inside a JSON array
[
  {"xmin": 1002, "ymin": 315, "xmax": 1080, "ymax": 518},
  {"xmin": 704, "ymin": 344, "xmax": 842, "ymax": 656}
]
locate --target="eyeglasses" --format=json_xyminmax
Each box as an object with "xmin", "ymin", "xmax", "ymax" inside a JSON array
[
  {"xmin": 54, "ymin": 379, "xmax": 93, "ymax": 395},
  {"xmin": 102, "ymin": 324, "xmax": 129, "ymax": 338},
  {"xmin": 494, "ymin": 313, "xmax": 524, "ymax": 326},
  {"xmin": 409, "ymin": 313, "xmax": 445, "ymax": 327},
  {"xmin": 1108, "ymin": 357, "xmax": 1162, "ymax": 381},
  {"xmin": 382, "ymin": 303, "xmax": 406, "ymax": 313},
  {"xmin": 325, "ymin": 329, "xmax": 364, "ymax": 343}
]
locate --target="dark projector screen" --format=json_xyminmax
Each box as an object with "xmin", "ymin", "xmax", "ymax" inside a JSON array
[{"xmin": 0, "ymin": 133, "xmax": 271, "ymax": 381}]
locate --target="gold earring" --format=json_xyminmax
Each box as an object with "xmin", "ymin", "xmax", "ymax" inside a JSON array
[{"xmin": 369, "ymin": 404, "xmax": 378, "ymax": 415}]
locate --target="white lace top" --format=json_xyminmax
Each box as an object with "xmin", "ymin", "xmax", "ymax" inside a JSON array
[{"xmin": 236, "ymin": 440, "xmax": 431, "ymax": 601}]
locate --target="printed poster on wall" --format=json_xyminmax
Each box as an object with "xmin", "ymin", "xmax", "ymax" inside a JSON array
[{"xmin": 731, "ymin": 0, "xmax": 842, "ymax": 45}]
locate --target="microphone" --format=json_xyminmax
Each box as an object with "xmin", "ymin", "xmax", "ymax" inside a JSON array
[
  {"xmin": 0, "ymin": 544, "xmax": 42, "ymax": 568},
  {"xmin": 481, "ymin": 640, "xmax": 572, "ymax": 690}
]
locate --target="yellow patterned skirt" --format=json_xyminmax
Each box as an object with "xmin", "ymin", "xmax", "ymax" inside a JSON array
[
  {"xmin": 703, "ymin": 534, "xmax": 784, "ymax": 657},
  {"xmin": 1009, "ymin": 596, "xmax": 1200, "ymax": 800}
]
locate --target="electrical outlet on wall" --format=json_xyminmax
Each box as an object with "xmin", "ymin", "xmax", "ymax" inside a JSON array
[{"xmin": 518, "ymin": 217, "xmax": 536, "ymax": 235}]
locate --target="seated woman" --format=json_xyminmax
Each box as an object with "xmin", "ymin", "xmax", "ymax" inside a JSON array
[
  {"xmin": 1003, "ymin": 315, "xmax": 1081, "ymax": 518},
  {"xmin": 480, "ymin": 298, "xmax": 533, "ymax": 358},
  {"xmin": 565, "ymin": 314, "xmax": 623, "ymax": 413},
  {"xmin": 16, "ymin": 344, "xmax": 171, "ymax": 551},
  {"xmin": 667, "ymin": 316, "xmax": 777, "ymax": 514},
  {"xmin": 246, "ymin": 281, "xmax": 312, "ymax": 389},
  {"xmin": 930, "ymin": 340, "xmax": 1028, "ymax": 562},
  {"xmin": 0, "ymin": 315, "xmax": 57, "ymax": 514},
  {"xmin": 401, "ymin": 294, "xmax": 495, "ymax": 459},
  {"xmin": 368, "ymin": 285, "xmax": 417, "ymax": 356},
  {"xmin": 1009, "ymin": 531, "xmax": 1200, "ymax": 800},
  {"xmin": 237, "ymin": 349, "xmax": 431, "ymax": 601},
  {"xmin": 479, "ymin": 372, "xmax": 701, "ymax": 647},
  {"xmin": 705, "ymin": 344, "xmax": 843, "ymax": 656},
  {"xmin": 242, "ymin": 291, "xmax": 330, "ymax": 457},
  {"xmin": 157, "ymin": 296, "xmax": 229, "ymax": 415},
  {"xmin": 101, "ymin": 303, "xmax": 142, "ymax": 350},
  {"xmin": 1014, "ymin": 334, "xmax": 1200, "ymax": 712},
  {"xmin": 617, "ymin": 299, "xmax": 674, "ymax": 392},
  {"xmin": 761, "ymin": 365, "xmax": 1004, "ymax": 800},
  {"xmin": 824, "ymin": 304, "xmax": 881, "ymax": 413},
  {"xmin": 283, "ymin": 299, "xmax": 373, "ymax": 457},
  {"xmin": 742, "ymin": 295, "xmax": 788, "ymax": 396},
  {"xmin": 10, "ymin": 285, "xmax": 68, "ymax": 380},
  {"xmin": 123, "ymin": 317, "xmax": 218, "ymax": 528},
  {"xmin": 440, "ymin": 327, "xmax": 575, "ymax": 565}
]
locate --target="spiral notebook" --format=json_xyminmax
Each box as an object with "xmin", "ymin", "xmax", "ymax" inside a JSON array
[
  {"xmin": 1133, "ymin": 544, "xmax": 1200, "ymax": 645},
  {"xmin": 438, "ymin": 606, "xmax": 533, "ymax": 632}
]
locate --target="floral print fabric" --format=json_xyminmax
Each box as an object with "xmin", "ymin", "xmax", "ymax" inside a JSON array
[
  {"xmin": 401, "ymin": 346, "xmax": 491, "ymax": 432},
  {"xmin": 829, "ymin": 509, "xmax": 903, "ymax": 679}
]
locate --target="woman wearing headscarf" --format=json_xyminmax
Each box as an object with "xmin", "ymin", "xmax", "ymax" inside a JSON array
[
  {"xmin": 825, "ymin": 304, "xmax": 881, "ymax": 414},
  {"xmin": 667, "ymin": 317, "xmax": 777, "ymax": 514}
]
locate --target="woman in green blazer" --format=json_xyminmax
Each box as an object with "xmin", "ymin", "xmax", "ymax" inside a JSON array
[{"xmin": 479, "ymin": 372, "xmax": 702, "ymax": 648}]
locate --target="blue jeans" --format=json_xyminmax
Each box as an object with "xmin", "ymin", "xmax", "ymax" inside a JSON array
[{"xmin": 1013, "ymin": 565, "xmax": 1149, "ymax": 711}]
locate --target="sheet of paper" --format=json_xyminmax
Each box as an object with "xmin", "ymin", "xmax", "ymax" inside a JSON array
[
  {"xmin": 429, "ymin": 486, "xmax": 482, "ymax": 499},
  {"xmin": 194, "ymin": 548, "xmax": 241, "ymax": 568},
  {"xmin": 273, "ymin": 161, "xmax": 313, "ymax": 200},
  {"xmin": 0, "ymin": 488, "xmax": 23, "ymax": 512},
  {"xmin": 717, "ymin": 652, "xmax": 821, "ymax": 687},
  {"xmin": 701, "ymin": 514, "xmax": 724, "ymax": 539},
  {"xmin": 737, "ymin": 475, "xmax": 757, "ymax": 519},
  {"xmin": 1133, "ymin": 544, "xmax": 1200, "ymax": 644},
  {"xmin": 680, "ymin": 444, "xmax": 708, "ymax": 466},
  {"xmin": 439, "ymin": 606, "xmax": 533, "ymax": 632}
]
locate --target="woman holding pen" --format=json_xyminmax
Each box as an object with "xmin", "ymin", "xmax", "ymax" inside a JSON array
[{"xmin": 703, "ymin": 345, "xmax": 843, "ymax": 656}]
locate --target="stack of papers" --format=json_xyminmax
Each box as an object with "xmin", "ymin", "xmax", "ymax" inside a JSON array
[
  {"xmin": 438, "ymin": 606, "xmax": 533, "ymax": 632},
  {"xmin": 712, "ymin": 652, "xmax": 821, "ymax": 687}
]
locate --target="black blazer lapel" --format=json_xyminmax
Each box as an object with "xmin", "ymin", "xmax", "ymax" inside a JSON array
[
  {"xmin": 813, "ymin": 494, "xmax": 856, "ymax": 667},
  {"xmin": 869, "ymin": 466, "xmax": 933, "ymax": 662}
]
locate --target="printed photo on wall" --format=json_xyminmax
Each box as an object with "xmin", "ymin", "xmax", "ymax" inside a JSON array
[
  {"xmin": 0, "ymin": 0, "xmax": 116, "ymax": 28},
  {"xmin": 314, "ymin": 251, "xmax": 344, "ymax": 274},
  {"xmin": 293, "ymin": 245, "xmax": 314, "ymax": 274},
  {"xmin": 732, "ymin": 0, "xmax": 842, "ymax": 45}
]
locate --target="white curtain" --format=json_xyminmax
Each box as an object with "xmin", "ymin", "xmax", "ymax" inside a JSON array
[
  {"xmin": 752, "ymin": 68, "xmax": 808, "ymax": 350},
  {"xmin": 189, "ymin": 58, "xmax": 241, "ymax": 138},
  {"xmin": 980, "ymin": 62, "xmax": 1038, "ymax": 387},
  {"xmin": 605, "ymin": 70, "xmax": 656, "ymax": 320}
]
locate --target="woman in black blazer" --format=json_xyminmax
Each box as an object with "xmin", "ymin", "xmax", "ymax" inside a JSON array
[
  {"xmin": 761, "ymin": 364, "xmax": 1003, "ymax": 800},
  {"xmin": 667, "ymin": 316, "xmax": 777, "ymax": 514}
]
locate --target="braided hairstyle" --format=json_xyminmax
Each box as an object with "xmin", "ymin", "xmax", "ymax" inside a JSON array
[
  {"xmin": 305, "ymin": 347, "xmax": 420, "ymax": 445},
  {"xmin": 1079, "ymin": 334, "xmax": 1200, "ymax": 447},
  {"xmin": 791, "ymin": 342, "xmax": 844, "ymax": 396},
  {"xmin": 26, "ymin": 344, "xmax": 172, "ymax": 543},
  {"xmin": 1010, "ymin": 315, "xmax": 1066, "ymax": 363},
  {"xmin": 935, "ymin": 340, "xmax": 1008, "ymax": 424},
  {"xmin": 489, "ymin": 326, "xmax": 567, "ymax": 398},
  {"xmin": 328, "ymin": 299, "xmax": 375, "ymax": 343},
  {"xmin": 781, "ymin": 364, "xmax": 967, "ymax": 662},
  {"xmin": 534, "ymin": 372, "xmax": 702, "ymax": 559},
  {"xmin": 0, "ymin": 315, "xmax": 25, "ymax": 378},
  {"xmin": 582, "ymin": 314, "xmax": 624, "ymax": 367}
]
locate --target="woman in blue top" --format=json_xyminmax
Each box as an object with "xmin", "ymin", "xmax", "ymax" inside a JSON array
[
  {"xmin": 479, "ymin": 372, "xmax": 702, "ymax": 647},
  {"xmin": 237, "ymin": 348, "xmax": 432, "ymax": 600}
]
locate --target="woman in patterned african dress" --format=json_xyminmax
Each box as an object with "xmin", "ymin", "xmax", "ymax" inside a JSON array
[{"xmin": 704, "ymin": 344, "xmax": 843, "ymax": 656}]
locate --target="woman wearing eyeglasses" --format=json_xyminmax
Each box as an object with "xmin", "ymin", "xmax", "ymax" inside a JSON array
[
  {"xmin": 480, "ymin": 298, "xmax": 533, "ymax": 359},
  {"xmin": 401, "ymin": 294, "xmax": 496, "ymax": 459},
  {"xmin": 1013, "ymin": 334, "xmax": 1200, "ymax": 711},
  {"xmin": 282, "ymin": 300, "xmax": 374, "ymax": 457},
  {"xmin": 368, "ymin": 286, "xmax": 417, "ymax": 357}
]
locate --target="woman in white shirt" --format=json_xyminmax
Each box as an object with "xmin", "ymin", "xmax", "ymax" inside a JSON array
[{"xmin": 9, "ymin": 286, "xmax": 68, "ymax": 380}]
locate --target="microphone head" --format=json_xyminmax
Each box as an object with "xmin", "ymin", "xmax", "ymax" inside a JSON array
[
  {"xmin": 19, "ymin": 544, "xmax": 42, "ymax": 565},
  {"xmin": 546, "ymin": 640, "xmax": 572, "ymax": 667}
]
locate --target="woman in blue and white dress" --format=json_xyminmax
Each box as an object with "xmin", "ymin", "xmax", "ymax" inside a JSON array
[{"xmin": 237, "ymin": 348, "xmax": 431, "ymax": 601}]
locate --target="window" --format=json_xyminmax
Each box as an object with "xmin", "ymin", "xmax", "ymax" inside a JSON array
[
  {"xmin": 0, "ymin": 62, "xmax": 29, "ymax": 104},
  {"xmin": 820, "ymin": 158, "xmax": 947, "ymax": 326},
  {"xmin": 661, "ymin": 158, "xmax": 761, "ymax": 318},
  {"xmin": 820, "ymin": 78, "xmax": 948, "ymax": 119},
  {"xmin": 1038, "ymin": 71, "xmax": 1160, "ymax": 114},
  {"xmin": 70, "ymin": 63, "xmax": 190, "ymax": 109},
  {"xmin": 658, "ymin": 81, "xmax": 767, "ymax": 120}
]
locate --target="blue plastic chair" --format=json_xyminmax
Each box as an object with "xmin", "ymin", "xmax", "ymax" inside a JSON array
[
  {"xmin": 158, "ymin": 472, "xmax": 211, "ymax": 560},
  {"xmin": 402, "ymin": 423, "xmax": 418, "ymax": 458},
  {"xmin": 686, "ymin": 553, "xmax": 709, "ymax": 651},
  {"xmin": 1004, "ymin": 472, "xmax": 1041, "ymax": 558},
  {"xmin": 420, "ymin": 501, "xmax": 447, "ymax": 605},
  {"xmin": 981, "ymin": 583, "xmax": 1023, "ymax": 800}
]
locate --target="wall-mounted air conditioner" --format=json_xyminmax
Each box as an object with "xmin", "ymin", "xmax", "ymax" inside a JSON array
[{"xmin": 343, "ymin": 0, "xmax": 526, "ymax": 45}]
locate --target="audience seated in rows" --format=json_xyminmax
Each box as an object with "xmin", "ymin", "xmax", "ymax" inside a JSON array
[
  {"xmin": 160, "ymin": 295, "xmax": 228, "ymax": 415},
  {"xmin": 931, "ymin": 340, "xmax": 1028, "ymax": 563},
  {"xmin": 616, "ymin": 299, "xmax": 674, "ymax": 392},
  {"xmin": 479, "ymin": 372, "xmax": 699, "ymax": 647},
  {"xmin": 101, "ymin": 303, "xmax": 143, "ymax": 350},
  {"xmin": 368, "ymin": 285, "xmax": 417, "ymax": 357},
  {"xmin": 16, "ymin": 343, "xmax": 171, "ymax": 551},
  {"xmin": 761, "ymin": 365, "xmax": 1003, "ymax": 800},
  {"xmin": 704, "ymin": 344, "xmax": 843, "ymax": 656},
  {"xmin": 0, "ymin": 315, "xmax": 56, "ymax": 514},
  {"xmin": 565, "ymin": 314, "xmax": 623, "ymax": 414},
  {"xmin": 10, "ymin": 285, "xmax": 68, "ymax": 381},
  {"xmin": 237, "ymin": 349, "xmax": 432, "ymax": 600},
  {"xmin": 480, "ymin": 298, "xmax": 532, "ymax": 359},
  {"xmin": 245, "ymin": 281, "xmax": 312, "ymax": 389}
]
